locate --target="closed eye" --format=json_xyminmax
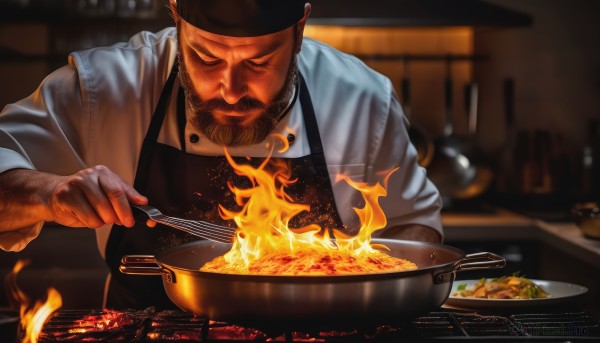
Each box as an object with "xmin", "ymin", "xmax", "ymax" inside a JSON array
[
  {"xmin": 199, "ymin": 57, "xmax": 221, "ymax": 67},
  {"xmin": 247, "ymin": 60, "xmax": 271, "ymax": 69},
  {"xmin": 188, "ymin": 45, "xmax": 221, "ymax": 67}
]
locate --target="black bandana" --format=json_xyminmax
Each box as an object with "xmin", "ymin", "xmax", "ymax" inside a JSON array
[{"xmin": 176, "ymin": 0, "xmax": 306, "ymax": 37}]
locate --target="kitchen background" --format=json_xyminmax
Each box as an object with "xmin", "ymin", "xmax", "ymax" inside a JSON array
[{"xmin": 1, "ymin": 0, "xmax": 600, "ymax": 312}]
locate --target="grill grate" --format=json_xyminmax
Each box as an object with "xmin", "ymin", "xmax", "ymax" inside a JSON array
[
  {"xmin": 454, "ymin": 312, "xmax": 516, "ymax": 336},
  {"xmin": 39, "ymin": 309, "xmax": 151, "ymax": 342},
  {"xmin": 33, "ymin": 309, "xmax": 600, "ymax": 342},
  {"xmin": 510, "ymin": 312, "xmax": 600, "ymax": 337},
  {"xmin": 398, "ymin": 312, "xmax": 462, "ymax": 337}
]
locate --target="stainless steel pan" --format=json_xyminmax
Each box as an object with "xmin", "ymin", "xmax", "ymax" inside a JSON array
[{"xmin": 120, "ymin": 239, "xmax": 504, "ymax": 332}]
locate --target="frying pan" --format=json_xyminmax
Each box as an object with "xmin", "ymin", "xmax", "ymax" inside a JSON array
[{"xmin": 120, "ymin": 239, "xmax": 505, "ymax": 333}]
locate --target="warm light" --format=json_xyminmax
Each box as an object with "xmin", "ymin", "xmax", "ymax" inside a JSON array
[
  {"xmin": 71, "ymin": 309, "xmax": 131, "ymax": 333},
  {"xmin": 77, "ymin": 310, "xmax": 117, "ymax": 331},
  {"xmin": 21, "ymin": 288, "xmax": 62, "ymax": 343},
  {"xmin": 201, "ymin": 135, "xmax": 417, "ymax": 275},
  {"xmin": 6, "ymin": 259, "xmax": 63, "ymax": 343},
  {"xmin": 5, "ymin": 260, "xmax": 30, "ymax": 315}
]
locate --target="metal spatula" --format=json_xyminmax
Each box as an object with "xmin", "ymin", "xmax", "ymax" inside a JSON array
[{"xmin": 132, "ymin": 205, "xmax": 236, "ymax": 244}]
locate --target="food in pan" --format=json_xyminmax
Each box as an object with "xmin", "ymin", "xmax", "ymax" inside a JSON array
[
  {"xmin": 452, "ymin": 275, "xmax": 550, "ymax": 299},
  {"xmin": 201, "ymin": 248, "xmax": 417, "ymax": 275},
  {"xmin": 200, "ymin": 148, "xmax": 418, "ymax": 276}
]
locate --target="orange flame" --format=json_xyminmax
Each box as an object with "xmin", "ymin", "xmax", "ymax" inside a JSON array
[
  {"xmin": 208, "ymin": 134, "xmax": 400, "ymax": 272},
  {"xmin": 69, "ymin": 309, "xmax": 134, "ymax": 333},
  {"xmin": 5, "ymin": 259, "xmax": 63, "ymax": 343}
]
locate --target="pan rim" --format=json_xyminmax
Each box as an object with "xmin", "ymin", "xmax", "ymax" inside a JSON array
[{"xmin": 155, "ymin": 238, "xmax": 465, "ymax": 283}]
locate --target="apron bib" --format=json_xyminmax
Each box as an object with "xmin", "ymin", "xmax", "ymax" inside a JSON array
[{"xmin": 105, "ymin": 65, "xmax": 344, "ymax": 309}]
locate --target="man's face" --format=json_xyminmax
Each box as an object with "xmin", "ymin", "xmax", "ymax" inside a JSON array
[{"xmin": 177, "ymin": 17, "xmax": 299, "ymax": 147}]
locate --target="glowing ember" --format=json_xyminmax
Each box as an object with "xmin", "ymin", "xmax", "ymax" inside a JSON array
[
  {"xmin": 5, "ymin": 259, "xmax": 63, "ymax": 343},
  {"xmin": 73, "ymin": 309, "xmax": 134, "ymax": 332},
  {"xmin": 201, "ymin": 136, "xmax": 417, "ymax": 275},
  {"xmin": 208, "ymin": 325, "xmax": 266, "ymax": 341}
]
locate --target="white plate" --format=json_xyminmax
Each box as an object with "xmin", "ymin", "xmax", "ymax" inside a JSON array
[{"xmin": 444, "ymin": 279, "xmax": 588, "ymax": 310}]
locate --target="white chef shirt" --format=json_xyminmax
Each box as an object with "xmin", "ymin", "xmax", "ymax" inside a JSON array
[{"xmin": 0, "ymin": 28, "xmax": 442, "ymax": 256}]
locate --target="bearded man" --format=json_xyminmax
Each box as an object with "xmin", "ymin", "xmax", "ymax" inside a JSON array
[{"xmin": 0, "ymin": 0, "xmax": 442, "ymax": 309}]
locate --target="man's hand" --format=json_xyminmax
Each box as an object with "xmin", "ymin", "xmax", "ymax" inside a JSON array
[
  {"xmin": 47, "ymin": 165, "xmax": 147, "ymax": 228},
  {"xmin": 0, "ymin": 166, "xmax": 147, "ymax": 231}
]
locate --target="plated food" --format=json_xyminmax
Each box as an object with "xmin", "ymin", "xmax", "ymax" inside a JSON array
[
  {"xmin": 452, "ymin": 275, "xmax": 550, "ymax": 300},
  {"xmin": 445, "ymin": 277, "xmax": 588, "ymax": 311}
]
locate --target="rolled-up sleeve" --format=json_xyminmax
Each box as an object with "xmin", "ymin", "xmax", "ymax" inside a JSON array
[
  {"xmin": 370, "ymin": 83, "xmax": 443, "ymax": 239},
  {"xmin": 0, "ymin": 62, "xmax": 88, "ymax": 251}
]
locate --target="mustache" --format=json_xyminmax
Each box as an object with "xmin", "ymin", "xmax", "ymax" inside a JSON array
[{"xmin": 193, "ymin": 97, "xmax": 267, "ymax": 115}]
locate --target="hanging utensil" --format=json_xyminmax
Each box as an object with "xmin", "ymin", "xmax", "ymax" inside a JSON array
[
  {"xmin": 466, "ymin": 81, "xmax": 479, "ymax": 136},
  {"xmin": 426, "ymin": 57, "xmax": 476, "ymax": 200},
  {"xmin": 450, "ymin": 81, "xmax": 494, "ymax": 199},
  {"xmin": 403, "ymin": 57, "xmax": 434, "ymax": 168},
  {"xmin": 495, "ymin": 78, "xmax": 518, "ymax": 193}
]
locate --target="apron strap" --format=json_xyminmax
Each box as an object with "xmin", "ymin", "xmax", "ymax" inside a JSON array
[
  {"xmin": 177, "ymin": 87, "xmax": 188, "ymax": 152},
  {"xmin": 298, "ymin": 74, "xmax": 328, "ymax": 175},
  {"xmin": 297, "ymin": 74, "xmax": 345, "ymax": 229},
  {"xmin": 134, "ymin": 62, "xmax": 179, "ymax": 191}
]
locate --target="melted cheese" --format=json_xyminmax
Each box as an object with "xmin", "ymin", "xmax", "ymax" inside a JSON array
[{"xmin": 201, "ymin": 249, "xmax": 417, "ymax": 275}]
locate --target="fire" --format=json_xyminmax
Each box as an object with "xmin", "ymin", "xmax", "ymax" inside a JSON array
[
  {"xmin": 5, "ymin": 259, "xmax": 63, "ymax": 343},
  {"xmin": 73, "ymin": 309, "xmax": 132, "ymax": 332},
  {"xmin": 201, "ymin": 135, "xmax": 417, "ymax": 275}
]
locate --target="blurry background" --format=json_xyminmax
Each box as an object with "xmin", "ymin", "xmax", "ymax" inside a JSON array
[
  {"xmin": 2, "ymin": 0, "xmax": 599, "ymax": 212},
  {"xmin": 1, "ymin": 0, "xmax": 600, "ymax": 309}
]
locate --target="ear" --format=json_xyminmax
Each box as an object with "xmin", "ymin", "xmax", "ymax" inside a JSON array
[{"xmin": 295, "ymin": 3, "xmax": 311, "ymax": 54}]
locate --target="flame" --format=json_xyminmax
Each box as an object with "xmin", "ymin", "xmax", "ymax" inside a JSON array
[
  {"xmin": 21, "ymin": 288, "xmax": 62, "ymax": 343},
  {"xmin": 74, "ymin": 309, "xmax": 128, "ymax": 332},
  {"xmin": 202, "ymin": 135, "xmax": 406, "ymax": 274},
  {"xmin": 5, "ymin": 259, "xmax": 63, "ymax": 343},
  {"xmin": 5, "ymin": 260, "xmax": 30, "ymax": 314}
]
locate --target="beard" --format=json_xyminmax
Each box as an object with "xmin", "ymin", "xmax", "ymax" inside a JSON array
[{"xmin": 177, "ymin": 47, "xmax": 298, "ymax": 147}]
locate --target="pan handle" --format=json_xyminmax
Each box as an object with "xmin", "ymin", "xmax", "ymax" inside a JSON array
[
  {"xmin": 456, "ymin": 252, "xmax": 506, "ymax": 272},
  {"xmin": 434, "ymin": 252, "xmax": 506, "ymax": 284},
  {"xmin": 119, "ymin": 255, "xmax": 176, "ymax": 283}
]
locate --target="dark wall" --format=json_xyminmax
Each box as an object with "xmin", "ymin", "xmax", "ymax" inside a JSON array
[{"xmin": 0, "ymin": 0, "xmax": 173, "ymax": 108}]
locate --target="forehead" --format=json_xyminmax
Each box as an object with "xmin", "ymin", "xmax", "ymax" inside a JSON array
[{"xmin": 180, "ymin": 18, "xmax": 294, "ymax": 51}]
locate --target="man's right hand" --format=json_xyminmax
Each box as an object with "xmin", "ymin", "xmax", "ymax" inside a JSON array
[
  {"xmin": 0, "ymin": 166, "xmax": 147, "ymax": 231},
  {"xmin": 47, "ymin": 165, "xmax": 148, "ymax": 228}
]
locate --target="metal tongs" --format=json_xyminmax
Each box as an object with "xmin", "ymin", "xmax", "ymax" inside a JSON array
[{"xmin": 132, "ymin": 205, "xmax": 236, "ymax": 244}]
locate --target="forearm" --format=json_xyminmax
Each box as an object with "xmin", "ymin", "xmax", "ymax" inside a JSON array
[
  {"xmin": 380, "ymin": 224, "xmax": 442, "ymax": 243},
  {"xmin": 0, "ymin": 168, "xmax": 56, "ymax": 231}
]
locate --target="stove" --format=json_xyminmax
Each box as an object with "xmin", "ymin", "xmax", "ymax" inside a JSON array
[{"xmin": 29, "ymin": 308, "xmax": 600, "ymax": 342}]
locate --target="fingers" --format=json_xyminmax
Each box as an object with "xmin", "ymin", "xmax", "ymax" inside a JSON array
[
  {"xmin": 95, "ymin": 166, "xmax": 148, "ymax": 228},
  {"xmin": 126, "ymin": 186, "xmax": 148, "ymax": 205},
  {"xmin": 72, "ymin": 196, "xmax": 106, "ymax": 228},
  {"xmin": 49, "ymin": 165, "xmax": 147, "ymax": 229},
  {"xmin": 97, "ymin": 174, "xmax": 131, "ymax": 227},
  {"xmin": 50, "ymin": 179, "xmax": 105, "ymax": 228},
  {"xmin": 68, "ymin": 167, "xmax": 123, "ymax": 227}
]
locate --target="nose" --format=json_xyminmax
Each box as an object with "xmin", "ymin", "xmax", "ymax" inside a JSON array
[{"xmin": 220, "ymin": 64, "xmax": 247, "ymax": 104}]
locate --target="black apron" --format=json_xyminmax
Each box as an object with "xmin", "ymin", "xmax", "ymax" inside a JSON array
[{"xmin": 105, "ymin": 64, "xmax": 345, "ymax": 309}]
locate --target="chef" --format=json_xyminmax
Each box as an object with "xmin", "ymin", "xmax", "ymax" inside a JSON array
[{"xmin": 0, "ymin": 0, "xmax": 443, "ymax": 309}]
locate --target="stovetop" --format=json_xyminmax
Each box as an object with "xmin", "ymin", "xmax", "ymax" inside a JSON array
[{"xmin": 33, "ymin": 308, "xmax": 600, "ymax": 342}]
